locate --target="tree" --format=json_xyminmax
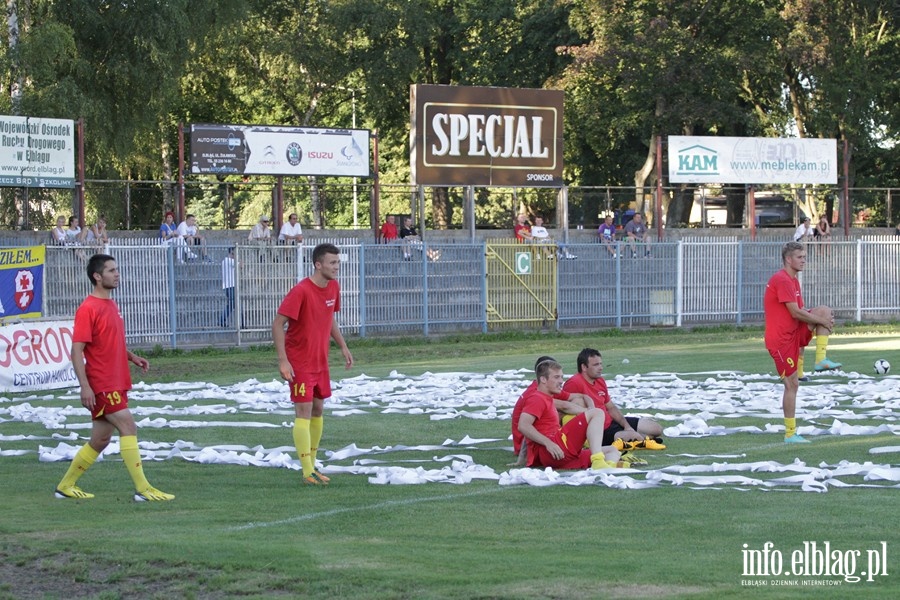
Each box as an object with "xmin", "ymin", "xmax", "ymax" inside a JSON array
[{"xmin": 559, "ymin": 0, "xmax": 783, "ymax": 226}]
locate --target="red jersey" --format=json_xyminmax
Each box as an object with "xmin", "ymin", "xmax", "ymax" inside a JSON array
[
  {"xmin": 511, "ymin": 381, "xmax": 571, "ymax": 454},
  {"xmin": 514, "ymin": 223, "xmax": 530, "ymax": 241},
  {"xmin": 563, "ymin": 372, "xmax": 612, "ymax": 428},
  {"xmin": 277, "ymin": 277, "xmax": 341, "ymax": 374},
  {"xmin": 380, "ymin": 222, "xmax": 398, "ymax": 241},
  {"xmin": 72, "ymin": 295, "xmax": 132, "ymax": 393},
  {"xmin": 520, "ymin": 387, "xmax": 561, "ymax": 467},
  {"xmin": 764, "ymin": 269, "xmax": 804, "ymax": 349}
]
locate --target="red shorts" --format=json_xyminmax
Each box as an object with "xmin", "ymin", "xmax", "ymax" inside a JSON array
[
  {"xmin": 532, "ymin": 413, "xmax": 593, "ymax": 469},
  {"xmin": 92, "ymin": 390, "xmax": 129, "ymax": 420},
  {"xmin": 289, "ymin": 372, "xmax": 331, "ymax": 403},
  {"xmin": 768, "ymin": 326, "xmax": 814, "ymax": 378}
]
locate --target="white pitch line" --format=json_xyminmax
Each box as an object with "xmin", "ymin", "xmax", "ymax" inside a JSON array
[{"xmin": 225, "ymin": 485, "xmax": 508, "ymax": 532}]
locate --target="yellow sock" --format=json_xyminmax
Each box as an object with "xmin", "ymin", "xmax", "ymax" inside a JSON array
[
  {"xmin": 58, "ymin": 443, "xmax": 99, "ymax": 489},
  {"xmin": 815, "ymin": 335, "xmax": 828, "ymax": 364},
  {"xmin": 590, "ymin": 452, "xmax": 607, "ymax": 470},
  {"xmin": 293, "ymin": 418, "xmax": 313, "ymax": 477},
  {"xmin": 310, "ymin": 416, "xmax": 324, "ymax": 466},
  {"xmin": 120, "ymin": 435, "xmax": 151, "ymax": 491},
  {"xmin": 797, "ymin": 354, "xmax": 805, "ymax": 379},
  {"xmin": 784, "ymin": 418, "xmax": 797, "ymax": 439}
]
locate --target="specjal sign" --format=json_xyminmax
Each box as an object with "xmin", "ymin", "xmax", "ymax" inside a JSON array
[{"xmin": 410, "ymin": 85, "xmax": 564, "ymax": 187}]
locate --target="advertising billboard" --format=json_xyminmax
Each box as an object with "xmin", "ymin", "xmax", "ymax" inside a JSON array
[
  {"xmin": 410, "ymin": 85, "xmax": 564, "ymax": 187},
  {"xmin": 190, "ymin": 124, "xmax": 370, "ymax": 177},
  {"xmin": 668, "ymin": 136, "xmax": 838, "ymax": 185},
  {"xmin": 0, "ymin": 116, "xmax": 75, "ymax": 188},
  {"xmin": 0, "ymin": 320, "xmax": 76, "ymax": 393},
  {"xmin": 0, "ymin": 245, "xmax": 44, "ymax": 322}
]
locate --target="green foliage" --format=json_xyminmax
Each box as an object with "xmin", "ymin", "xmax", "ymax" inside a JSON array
[{"xmin": 0, "ymin": 0, "xmax": 897, "ymax": 230}]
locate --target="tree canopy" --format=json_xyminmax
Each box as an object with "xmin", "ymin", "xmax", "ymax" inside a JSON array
[{"xmin": 2, "ymin": 0, "xmax": 897, "ymax": 229}]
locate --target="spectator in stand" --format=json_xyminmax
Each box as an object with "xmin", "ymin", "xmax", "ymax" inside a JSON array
[
  {"xmin": 177, "ymin": 214, "xmax": 209, "ymax": 261},
  {"xmin": 65, "ymin": 216, "xmax": 86, "ymax": 246},
  {"xmin": 399, "ymin": 216, "xmax": 422, "ymax": 260},
  {"xmin": 624, "ymin": 212, "xmax": 651, "ymax": 258},
  {"xmin": 531, "ymin": 215, "xmax": 576, "ymax": 260},
  {"xmin": 379, "ymin": 215, "xmax": 398, "ymax": 243},
  {"xmin": 813, "ymin": 215, "xmax": 832, "ymax": 255},
  {"xmin": 159, "ymin": 211, "xmax": 193, "ymax": 262},
  {"xmin": 278, "ymin": 213, "xmax": 303, "ymax": 245},
  {"xmin": 159, "ymin": 211, "xmax": 179, "ymax": 244},
  {"xmin": 896, "ymin": 222, "xmax": 900, "ymax": 236},
  {"xmin": 814, "ymin": 215, "xmax": 831, "ymax": 242},
  {"xmin": 793, "ymin": 216, "xmax": 814, "ymax": 242},
  {"xmin": 597, "ymin": 214, "xmax": 617, "ymax": 258},
  {"xmin": 50, "ymin": 216, "xmax": 67, "ymax": 245},
  {"xmin": 249, "ymin": 215, "xmax": 272, "ymax": 243},
  {"xmin": 514, "ymin": 214, "xmax": 533, "ymax": 242},
  {"xmin": 84, "ymin": 216, "xmax": 110, "ymax": 248},
  {"xmin": 528, "ymin": 215, "xmax": 554, "ymax": 259}
]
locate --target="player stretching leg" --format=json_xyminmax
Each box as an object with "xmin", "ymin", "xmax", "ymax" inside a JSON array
[
  {"xmin": 764, "ymin": 242, "xmax": 839, "ymax": 443},
  {"xmin": 55, "ymin": 254, "xmax": 174, "ymax": 501},
  {"xmin": 273, "ymin": 243, "xmax": 353, "ymax": 485}
]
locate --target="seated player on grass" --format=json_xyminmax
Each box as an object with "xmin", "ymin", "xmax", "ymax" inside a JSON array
[
  {"xmin": 563, "ymin": 348, "xmax": 665, "ymax": 452},
  {"xmin": 510, "ymin": 355, "xmax": 592, "ymax": 466},
  {"xmin": 517, "ymin": 359, "xmax": 637, "ymax": 471}
]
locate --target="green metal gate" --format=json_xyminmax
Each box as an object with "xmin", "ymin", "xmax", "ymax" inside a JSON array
[{"xmin": 485, "ymin": 241, "xmax": 557, "ymax": 327}]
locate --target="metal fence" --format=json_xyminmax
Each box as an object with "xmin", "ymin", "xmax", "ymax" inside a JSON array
[{"xmin": 16, "ymin": 237, "xmax": 900, "ymax": 348}]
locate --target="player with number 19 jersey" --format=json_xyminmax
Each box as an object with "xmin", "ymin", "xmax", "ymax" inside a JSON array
[{"xmin": 73, "ymin": 295, "xmax": 132, "ymax": 392}]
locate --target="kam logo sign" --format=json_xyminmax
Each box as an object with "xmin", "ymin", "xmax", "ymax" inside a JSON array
[
  {"xmin": 410, "ymin": 85, "xmax": 564, "ymax": 187},
  {"xmin": 669, "ymin": 136, "xmax": 837, "ymax": 185},
  {"xmin": 674, "ymin": 144, "xmax": 720, "ymax": 178}
]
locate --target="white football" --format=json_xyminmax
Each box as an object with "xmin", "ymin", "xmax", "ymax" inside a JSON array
[{"xmin": 874, "ymin": 359, "xmax": 890, "ymax": 375}]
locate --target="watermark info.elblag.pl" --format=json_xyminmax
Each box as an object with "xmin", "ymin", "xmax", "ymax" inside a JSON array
[{"xmin": 741, "ymin": 541, "xmax": 889, "ymax": 586}]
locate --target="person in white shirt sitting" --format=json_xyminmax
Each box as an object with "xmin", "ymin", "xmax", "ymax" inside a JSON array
[
  {"xmin": 50, "ymin": 216, "xmax": 67, "ymax": 245},
  {"xmin": 176, "ymin": 214, "xmax": 209, "ymax": 261},
  {"xmin": 278, "ymin": 213, "xmax": 303, "ymax": 245},
  {"xmin": 531, "ymin": 215, "xmax": 576, "ymax": 260},
  {"xmin": 793, "ymin": 216, "xmax": 814, "ymax": 242}
]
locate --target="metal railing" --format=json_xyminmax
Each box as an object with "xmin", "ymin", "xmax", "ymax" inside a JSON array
[{"xmin": 13, "ymin": 237, "xmax": 900, "ymax": 348}]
